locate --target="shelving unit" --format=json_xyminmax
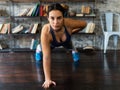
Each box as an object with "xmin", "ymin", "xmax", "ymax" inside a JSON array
[
  {"xmin": 0, "ymin": 0, "xmax": 41, "ymax": 52},
  {"xmin": 0, "ymin": 0, "xmax": 97, "ymax": 52},
  {"xmin": 11, "ymin": 0, "xmax": 41, "ymax": 51},
  {"xmin": 66, "ymin": 0, "xmax": 97, "ymax": 48},
  {"xmin": 0, "ymin": 0, "xmax": 12, "ymax": 52}
]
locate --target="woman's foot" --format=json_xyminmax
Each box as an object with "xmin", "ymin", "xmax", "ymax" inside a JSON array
[{"xmin": 72, "ymin": 50, "xmax": 80, "ymax": 62}]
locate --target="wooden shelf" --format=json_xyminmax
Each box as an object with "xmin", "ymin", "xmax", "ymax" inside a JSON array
[
  {"xmin": 12, "ymin": 48, "xmax": 35, "ymax": 52},
  {"xmin": 69, "ymin": 0, "xmax": 95, "ymax": 2},
  {"xmin": 40, "ymin": 0, "xmax": 68, "ymax": 3},
  {"xmin": 11, "ymin": 0, "xmax": 68, "ymax": 3},
  {"xmin": 11, "ymin": 33, "xmax": 40, "ymax": 36},
  {"xmin": 69, "ymin": 14, "xmax": 96, "ymax": 18},
  {"xmin": 0, "ymin": 0, "xmax": 10, "ymax": 2},
  {"xmin": 0, "ymin": 17, "xmax": 11, "ymax": 23},
  {"xmin": 0, "ymin": 48, "xmax": 35, "ymax": 52},
  {"xmin": 11, "ymin": 0, "xmax": 95, "ymax": 3},
  {"xmin": 11, "ymin": 0, "xmax": 39, "ymax": 3},
  {"xmin": 0, "ymin": 49, "xmax": 12, "ymax": 52},
  {"xmin": 73, "ymin": 32, "xmax": 96, "ymax": 35},
  {"xmin": 11, "ymin": 16, "xmax": 40, "ymax": 18}
]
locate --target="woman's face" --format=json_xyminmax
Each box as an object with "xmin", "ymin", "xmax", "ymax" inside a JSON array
[{"xmin": 48, "ymin": 10, "xmax": 64, "ymax": 31}]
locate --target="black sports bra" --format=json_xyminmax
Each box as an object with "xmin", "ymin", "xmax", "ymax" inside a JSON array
[{"xmin": 50, "ymin": 26, "xmax": 71, "ymax": 47}]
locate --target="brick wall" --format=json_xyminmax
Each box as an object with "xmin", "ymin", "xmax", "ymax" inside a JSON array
[
  {"xmin": 1, "ymin": 0, "xmax": 120, "ymax": 50},
  {"xmin": 72, "ymin": 0, "xmax": 120, "ymax": 50},
  {"xmin": 97, "ymin": 0, "xmax": 120, "ymax": 50}
]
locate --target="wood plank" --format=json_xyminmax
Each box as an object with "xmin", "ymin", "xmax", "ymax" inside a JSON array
[{"xmin": 0, "ymin": 50, "xmax": 120, "ymax": 90}]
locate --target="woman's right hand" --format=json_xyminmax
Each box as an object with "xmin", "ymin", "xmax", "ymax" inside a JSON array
[{"xmin": 42, "ymin": 80, "xmax": 56, "ymax": 89}]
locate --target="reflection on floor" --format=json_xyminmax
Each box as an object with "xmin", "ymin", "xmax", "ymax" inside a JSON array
[{"xmin": 0, "ymin": 49, "xmax": 120, "ymax": 90}]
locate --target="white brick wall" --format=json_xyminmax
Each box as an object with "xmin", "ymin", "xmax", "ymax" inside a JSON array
[
  {"xmin": 73, "ymin": 0, "xmax": 120, "ymax": 50},
  {"xmin": 1, "ymin": 0, "xmax": 120, "ymax": 50}
]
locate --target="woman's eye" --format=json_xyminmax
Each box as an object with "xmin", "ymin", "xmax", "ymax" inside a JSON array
[
  {"xmin": 58, "ymin": 17, "xmax": 61, "ymax": 20},
  {"xmin": 51, "ymin": 17, "xmax": 54, "ymax": 20}
]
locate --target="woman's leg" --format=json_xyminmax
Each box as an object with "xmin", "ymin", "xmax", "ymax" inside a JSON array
[
  {"xmin": 35, "ymin": 44, "xmax": 55, "ymax": 61},
  {"xmin": 35, "ymin": 44, "xmax": 42, "ymax": 61}
]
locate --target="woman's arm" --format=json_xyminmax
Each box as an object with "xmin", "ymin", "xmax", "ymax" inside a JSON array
[
  {"xmin": 64, "ymin": 18, "xmax": 87, "ymax": 34},
  {"xmin": 41, "ymin": 25, "xmax": 51, "ymax": 81},
  {"xmin": 41, "ymin": 24, "xmax": 56, "ymax": 88}
]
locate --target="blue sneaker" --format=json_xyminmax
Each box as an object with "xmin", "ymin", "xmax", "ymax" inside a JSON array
[
  {"xmin": 35, "ymin": 52, "xmax": 42, "ymax": 61},
  {"xmin": 72, "ymin": 51, "xmax": 80, "ymax": 62}
]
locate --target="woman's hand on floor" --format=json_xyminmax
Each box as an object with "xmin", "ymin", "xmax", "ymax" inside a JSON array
[{"xmin": 42, "ymin": 80, "xmax": 56, "ymax": 89}]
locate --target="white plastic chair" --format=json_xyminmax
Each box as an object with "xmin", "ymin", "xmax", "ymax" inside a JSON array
[{"xmin": 100, "ymin": 12, "xmax": 120, "ymax": 53}]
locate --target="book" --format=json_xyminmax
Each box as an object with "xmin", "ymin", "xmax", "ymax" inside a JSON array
[
  {"xmin": 85, "ymin": 22, "xmax": 92, "ymax": 33},
  {"xmin": 0, "ymin": 23, "xmax": 10, "ymax": 34},
  {"xmin": 18, "ymin": 8, "xmax": 30, "ymax": 16},
  {"xmin": 40, "ymin": 5, "xmax": 44, "ymax": 16},
  {"xmin": 30, "ymin": 39, "xmax": 34, "ymax": 50},
  {"xmin": 81, "ymin": 5, "xmax": 85, "ymax": 14},
  {"xmin": 85, "ymin": 22, "xmax": 95, "ymax": 33},
  {"xmin": 89, "ymin": 23, "xmax": 95, "ymax": 33},
  {"xmin": 0, "ymin": 24, "xmax": 3, "ymax": 32},
  {"xmin": 27, "ymin": 7, "xmax": 34, "ymax": 16},
  {"xmin": 7, "ymin": 23, "xmax": 11, "ymax": 34},
  {"xmin": 30, "ymin": 39, "xmax": 39, "ymax": 50},
  {"xmin": 12, "ymin": 25, "xmax": 24, "ymax": 33},
  {"xmin": 0, "ymin": 23, "xmax": 8, "ymax": 34},
  {"xmin": 37, "ymin": 23, "xmax": 42, "ymax": 33},
  {"xmin": 81, "ymin": 5, "xmax": 91, "ymax": 14},
  {"xmin": 31, "ymin": 3, "xmax": 40, "ymax": 16},
  {"xmin": 76, "ymin": 13, "xmax": 84, "ymax": 17},
  {"xmin": 35, "ymin": 5, "xmax": 40, "ymax": 16},
  {"xmin": 83, "ymin": 46, "xmax": 94, "ymax": 50},
  {"xmin": 25, "ymin": 24, "xmax": 34, "ymax": 34},
  {"xmin": 31, "ymin": 23, "xmax": 39, "ymax": 34}
]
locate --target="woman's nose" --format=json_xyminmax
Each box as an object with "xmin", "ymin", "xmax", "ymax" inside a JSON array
[{"xmin": 54, "ymin": 19, "xmax": 58, "ymax": 24}]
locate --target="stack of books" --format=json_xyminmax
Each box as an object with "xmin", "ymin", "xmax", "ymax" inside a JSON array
[
  {"xmin": 81, "ymin": 5, "xmax": 91, "ymax": 14},
  {"xmin": 12, "ymin": 23, "xmax": 40, "ymax": 34},
  {"xmin": 85, "ymin": 22, "xmax": 95, "ymax": 33},
  {"xmin": 18, "ymin": 3, "xmax": 45, "ymax": 16}
]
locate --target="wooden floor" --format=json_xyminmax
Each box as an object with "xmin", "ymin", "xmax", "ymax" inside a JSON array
[{"xmin": 0, "ymin": 49, "xmax": 120, "ymax": 90}]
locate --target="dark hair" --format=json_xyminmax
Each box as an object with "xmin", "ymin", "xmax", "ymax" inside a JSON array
[{"xmin": 47, "ymin": 3, "xmax": 65, "ymax": 17}]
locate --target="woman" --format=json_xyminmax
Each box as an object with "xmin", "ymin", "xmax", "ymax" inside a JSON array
[{"xmin": 40, "ymin": 3, "xmax": 87, "ymax": 88}]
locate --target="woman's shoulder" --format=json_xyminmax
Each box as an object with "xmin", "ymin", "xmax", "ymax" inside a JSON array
[
  {"xmin": 41, "ymin": 23, "xmax": 52, "ymax": 41},
  {"xmin": 41, "ymin": 23, "xmax": 51, "ymax": 34},
  {"xmin": 42, "ymin": 23, "xmax": 50, "ymax": 28},
  {"xmin": 42, "ymin": 24, "xmax": 50, "ymax": 31}
]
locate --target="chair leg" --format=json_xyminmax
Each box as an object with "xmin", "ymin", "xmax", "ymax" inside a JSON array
[
  {"xmin": 113, "ymin": 35, "xmax": 118, "ymax": 50},
  {"xmin": 104, "ymin": 35, "xmax": 109, "ymax": 53}
]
